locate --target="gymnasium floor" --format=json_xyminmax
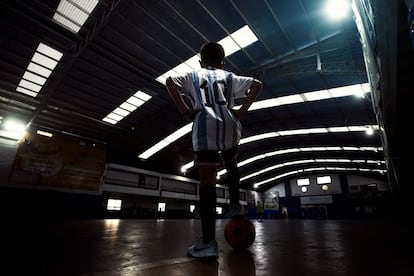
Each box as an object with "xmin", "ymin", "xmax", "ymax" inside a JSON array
[{"xmin": 1, "ymin": 218, "xmax": 413, "ymax": 275}]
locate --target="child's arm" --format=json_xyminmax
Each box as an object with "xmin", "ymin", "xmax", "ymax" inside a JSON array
[
  {"xmin": 234, "ymin": 79, "xmax": 263, "ymax": 118},
  {"xmin": 166, "ymin": 77, "xmax": 200, "ymax": 119}
]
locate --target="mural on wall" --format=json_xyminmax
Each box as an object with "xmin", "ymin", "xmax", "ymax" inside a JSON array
[
  {"xmin": 9, "ymin": 132, "xmax": 107, "ymax": 191},
  {"xmin": 264, "ymin": 191, "xmax": 279, "ymax": 210}
]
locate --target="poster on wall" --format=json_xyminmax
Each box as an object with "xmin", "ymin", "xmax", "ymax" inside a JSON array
[
  {"xmin": 8, "ymin": 132, "xmax": 107, "ymax": 191},
  {"xmin": 264, "ymin": 191, "xmax": 279, "ymax": 210}
]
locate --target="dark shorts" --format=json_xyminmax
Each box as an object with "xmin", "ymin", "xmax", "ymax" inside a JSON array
[{"xmin": 194, "ymin": 146, "xmax": 238, "ymax": 166}]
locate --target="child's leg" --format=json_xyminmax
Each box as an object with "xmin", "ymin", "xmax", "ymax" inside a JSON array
[
  {"xmin": 222, "ymin": 147, "xmax": 240, "ymax": 205},
  {"xmin": 198, "ymin": 165, "xmax": 217, "ymax": 243},
  {"xmin": 225, "ymin": 160, "xmax": 240, "ymax": 205}
]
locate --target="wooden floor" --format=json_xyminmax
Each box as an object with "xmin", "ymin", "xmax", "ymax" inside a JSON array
[{"xmin": 1, "ymin": 218, "xmax": 413, "ymax": 275}]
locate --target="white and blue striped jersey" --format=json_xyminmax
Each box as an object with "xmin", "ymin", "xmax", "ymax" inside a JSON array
[{"xmin": 171, "ymin": 67, "xmax": 253, "ymax": 152}]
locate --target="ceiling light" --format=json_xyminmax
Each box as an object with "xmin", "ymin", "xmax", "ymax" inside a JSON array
[
  {"xmin": 365, "ymin": 127, "xmax": 374, "ymax": 135},
  {"xmin": 0, "ymin": 119, "xmax": 26, "ymax": 140},
  {"xmin": 36, "ymin": 130, "xmax": 53, "ymax": 137}
]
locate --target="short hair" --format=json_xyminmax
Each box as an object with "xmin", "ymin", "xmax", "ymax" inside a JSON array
[{"xmin": 200, "ymin": 42, "xmax": 225, "ymax": 67}]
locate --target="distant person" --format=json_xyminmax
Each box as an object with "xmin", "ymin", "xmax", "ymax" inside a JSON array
[
  {"xmin": 166, "ymin": 42, "xmax": 262, "ymax": 258},
  {"xmin": 256, "ymin": 201, "xmax": 263, "ymax": 222}
]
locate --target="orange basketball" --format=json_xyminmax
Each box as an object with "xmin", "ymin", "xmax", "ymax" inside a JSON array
[{"xmin": 224, "ymin": 218, "xmax": 255, "ymax": 250}]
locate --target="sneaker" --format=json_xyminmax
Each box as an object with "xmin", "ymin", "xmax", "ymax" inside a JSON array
[
  {"xmin": 187, "ymin": 238, "xmax": 218, "ymax": 258},
  {"xmin": 228, "ymin": 203, "xmax": 247, "ymax": 218}
]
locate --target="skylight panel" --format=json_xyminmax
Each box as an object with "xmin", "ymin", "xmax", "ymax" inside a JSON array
[
  {"xmin": 218, "ymin": 36, "xmax": 240, "ymax": 56},
  {"xmin": 277, "ymin": 148, "xmax": 301, "ymax": 155},
  {"xmin": 134, "ymin": 91, "xmax": 152, "ymax": 101},
  {"xmin": 102, "ymin": 117, "xmax": 117, "ymax": 124},
  {"xmin": 139, "ymin": 140, "xmax": 169, "ymax": 159},
  {"xmin": 127, "ymin": 96, "xmax": 145, "ymax": 107},
  {"xmin": 230, "ymin": 25, "xmax": 258, "ymax": 48},
  {"xmin": 278, "ymin": 129, "xmax": 310, "ymax": 135},
  {"xmin": 214, "ymin": 146, "xmax": 383, "ymax": 178},
  {"xmin": 249, "ymin": 98, "xmax": 281, "ymax": 111},
  {"xmin": 53, "ymin": 14, "xmax": 81, "ymax": 33},
  {"xmin": 139, "ymin": 79, "xmax": 374, "ymax": 159},
  {"xmin": 139, "ymin": 123, "xmax": 193, "ymax": 159},
  {"xmin": 157, "ymin": 68, "xmax": 179, "ymax": 83},
  {"xmin": 328, "ymin": 126, "xmax": 349, "ymax": 132},
  {"xmin": 22, "ymin": 72, "xmax": 47, "ymax": 86},
  {"xmin": 32, "ymin": 53, "xmax": 58, "ymax": 70},
  {"xmin": 248, "ymin": 83, "xmax": 371, "ymax": 112},
  {"xmin": 184, "ymin": 55, "xmax": 201, "ymax": 70},
  {"xmin": 107, "ymin": 113, "xmax": 123, "ymax": 121},
  {"xmin": 352, "ymin": 159, "xmax": 366, "ymax": 163},
  {"xmin": 37, "ymin": 43, "xmax": 64, "ymax": 61},
  {"xmin": 360, "ymin": 146, "xmax": 379, "ymax": 151},
  {"xmin": 173, "ymin": 63, "xmax": 193, "ymax": 74},
  {"xmin": 120, "ymin": 102, "xmax": 137, "ymax": 112},
  {"xmin": 164, "ymin": 124, "xmax": 193, "ymax": 142},
  {"xmin": 277, "ymin": 94, "xmax": 304, "ymax": 105},
  {"xmin": 53, "ymin": 0, "xmax": 99, "ymax": 34},
  {"xmin": 18, "ymin": 79, "xmax": 42, "ymax": 92},
  {"xmin": 16, "ymin": 87, "xmax": 37, "ymax": 97},
  {"xmin": 308, "ymin": 128, "xmax": 329, "ymax": 133},
  {"xmin": 311, "ymin": 147, "xmax": 327, "ymax": 151},
  {"xmin": 181, "ymin": 161, "xmax": 194, "ymax": 173},
  {"xmin": 156, "ymin": 75, "xmax": 167, "ymax": 84},
  {"xmin": 156, "ymin": 25, "xmax": 258, "ymax": 84},
  {"xmin": 361, "ymin": 83, "xmax": 371, "ymax": 93},
  {"xmin": 102, "ymin": 90, "xmax": 151, "ymax": 125},
  {"xmin": 348, "ymin": 126, "xmax": 367, "ymax": 132},
  {"xmin": 239, "ymin": 132, "xmax": 279, "ymax": 144},
  {"xmin": 303, "ymin": 89, "xmax": 330, "ymax": 101},
  {"xmin": 74, "ymin": 0, "xmax": 99, "ymax": 13},
  {"xmin": 27, "ymin": 62, "xmax": 52, "ymax": 78},
  {"xmin": 329, "ymin": 84, "xmax": 366, "ymax": 97},
  {"xmin": 113, "ymin": 107, "xmax": 130, "ymax": 117},
  {"xmin": 238, "ymin": 155, "xmax": 264, "ymax": 166},
  {"xmin": 343, "ymin": 146, "xmax": 359, "ymax": 151}
]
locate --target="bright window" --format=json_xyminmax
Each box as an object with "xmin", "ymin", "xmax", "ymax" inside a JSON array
[
  {"xmin": 107, "ymin": 199, "xmax": 122, "ymax": 211},
  {"xmin": 216, "ymin": 207, "xmax": 223, "ymax": 215},
  {"xmin": 317, "ymin": 176, "xmax": 331, "ymax": 184},
  {"xmin": 297, "ymin": 178, "xmax": 310, "ymax": 186},
  {"xmin": 158, "ymin": 202, "xmax": 166, "ymax": 212}
]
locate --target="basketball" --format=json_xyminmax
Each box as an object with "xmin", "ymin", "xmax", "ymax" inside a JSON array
[{"xmin": 224, "ymin": 218, "xmax": 256, "ymax": 250}]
